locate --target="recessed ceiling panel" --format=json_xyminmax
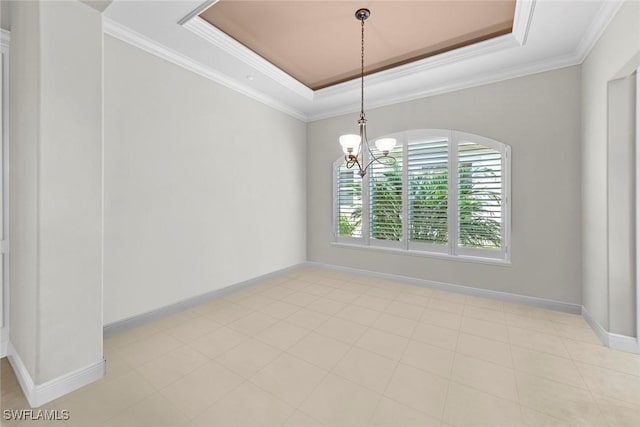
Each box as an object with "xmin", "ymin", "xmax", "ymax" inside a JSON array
[{"xmin": 199, "ymin": 0, "xmax": 516, "ymax": 90}]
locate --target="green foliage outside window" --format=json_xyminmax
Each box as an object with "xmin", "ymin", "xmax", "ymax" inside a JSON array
[
  {"xmin": 409, "ymin": 168, "xmax": 448, "ymax": 243},
  {"xmin": 339, "ymin": 215, "xmax": 357, "ymax": 236},
  {"xmin": 340, "ymin": 165, "xmax": 502, "ymax": 248},
  {"xmin": 370, "ymin": 164, "xmax": 403, "ymax": 241},
  {"xmin": 458, "ymin": 165, "xmax": 502, "ymax": 248}
]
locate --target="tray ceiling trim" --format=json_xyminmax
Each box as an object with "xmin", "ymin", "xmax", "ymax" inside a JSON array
[
  {"xmin": 512, "ymin": 0, "xmax": 535, "ymax": 45},
  {"xmin": 183, "ymin": 15, "xmax": 313, "ymax": 100},
  {"xmin": 180, "ymin": 0, "xmax": 535, "ymax": 99},
  {"xmin": 101, "ymin": 0, "xmax": 624, "ymax": 122}
]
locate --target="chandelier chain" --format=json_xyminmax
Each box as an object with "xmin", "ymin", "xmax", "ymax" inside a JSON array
[
  {"xmin": 339, "ymin": 8, "xmax": 397, "ymax": 178},
  {"xmin": 360, "ymin": 17, "xmax": 365, "ymax": 120}
]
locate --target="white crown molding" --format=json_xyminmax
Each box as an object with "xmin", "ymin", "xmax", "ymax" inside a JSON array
[
  {"xmin": 102, "ymin": 17, "xmax": 307, "ymax": 121},
  {"xmin": 308, "ymin": 50, "xmax": 583, "ymax": 122},
  {"xmin": 7, "ymin": 342, "xmax": 106, "ymax": 407},
  {"xmin": 575, "ymin": 0, "xmax": 625, "ymax": 62},
  {"xmin": 177, "ymin": 0, "xmax": 219, "ymax": 26},
  {"xmin": 182, "ymin": 16, "xmax": 314, "ymax": 101},
  {"xmin": 512, "ymin": 0, "xmax": 536, "ymax": 46},
  {"xmin": 312, "ymin": 0, "xmax": 535, "ymax": 105},
  {"xmin": 315, "ymin": 33, "xmax": 521, "ymax": 101},
  {"xmin": 179, "ymin": 0, "xmax": 535, "ymax": 104},
  {"xmin": 103, "ymin": 0, "xmax": 616, "ymax": 121},
  {"xmin": 1, "ymin": 28, "xmax": 10, "ymax": 48}
]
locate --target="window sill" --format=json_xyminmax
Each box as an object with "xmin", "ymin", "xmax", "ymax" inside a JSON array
[{"xmin": 330, "ymin": 242, "xmax": 512, "ymax": 267}]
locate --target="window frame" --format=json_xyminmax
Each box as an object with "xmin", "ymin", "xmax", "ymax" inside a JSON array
[{"xmin": 332, "ymin": 129, "xmax": 511, "ymax": 264}]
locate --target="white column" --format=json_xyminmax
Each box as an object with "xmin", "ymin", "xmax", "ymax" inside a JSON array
[{"xmin": 9, "ymin": 0, "xmax": 103, "ymax": 407}]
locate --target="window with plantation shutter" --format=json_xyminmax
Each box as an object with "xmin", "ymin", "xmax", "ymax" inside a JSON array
[
  {"xmin": 335, "ymin": 164, "xmax": 363, "ymax": 239},
  {"xmin": 408, "ymin": 135, "xmax": 449, "ymax": 251},
  {"xmin": 458, "ymin": 141, "xmax": 503, "ymax": 253},
  {"xmin": 333, "ymin": 130, "xmax": 510, "ymax": 263},
  {"xmin": 369, "ymin": 145, "xmax": 403, "ymax": 246}
]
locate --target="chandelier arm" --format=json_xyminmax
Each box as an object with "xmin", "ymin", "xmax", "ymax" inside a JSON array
[
  {"xmin": 362, "ymin": 125, "xmax": 397, "ymax": 171},
  {"xmin": 362, "ymin": 121, "xmax": 376, "ymax": 158},
  {"xmin": 372, "ymin": 155, "xmax": 397, "ymax": 167},
  {"xmin": 345, "ymin": 154, "xmax": 363, "ymax": 171},
  {"xmin": 363, "ymin": 153, "xmax": 397, "ymax": 172}
]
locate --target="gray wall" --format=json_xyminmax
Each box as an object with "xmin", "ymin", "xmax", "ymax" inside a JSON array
[
  {"xmin": 607, "ymin": 74, "xmax": 637, "ymax": 337},
  {"xmin": 581, "ymin": 0, "xmax": 640, "ymax": 335},
  {"xmin": 308, "ymin": 66, "xmax": 582, "ymax": 304},
  {"xmin": 103, "ymin": 36, "xmax": 307, "ymax": 325},
  {"xmin": 1, "ymin": 1, "xmax": 11, "ymax": 31},
  {"xmin": 9, "ymin": 0, "xmax": 103, "ymax": 384}
]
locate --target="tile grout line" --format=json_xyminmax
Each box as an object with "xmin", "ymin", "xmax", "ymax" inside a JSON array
[
  {"xmin": 280, "ymin": 275, "xmax": 386, "ymax": 426},
  {"xmin": 439, "ymin": 317, "xmax": 463, "ymax": 424},
  {"xmin": 88, "ymin": 268, "xmax": 635, "ymax": 426},
  {"xmin": 363, "ymin": 302, "xmax": 423, "ymax": 427},
  {"xmin": 507, "ymin": 321, "xmax": 528, "ymax": 425},
  {"xmin": 559, "ymin": 333, "xmax": 610, "ymax": 425},
  {"xmin": 337, "ymin": 292, "xmax": 388, "ymax": 427}
]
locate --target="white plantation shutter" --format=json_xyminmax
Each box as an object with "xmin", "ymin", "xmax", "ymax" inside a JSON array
[
  {"xmin": 335, "ymin": 164, "xmax": 363, "ymax": 239},
  {"xmin": 369, "ymin": 145, "xmax": 403, "ymax": 245},
  {"xmin": 457, "ymin": 140, "xmax": 503, "ymax": 252},
  {"xmin": 333, "ymin": 130, "xmax": 510, "ymax": 262},
  {"xmin": 407, "ymin": 137, "xmax": 449, "ymax": 251}
]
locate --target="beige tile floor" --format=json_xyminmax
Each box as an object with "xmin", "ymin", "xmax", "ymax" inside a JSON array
[{"xmin": 2, "ymin": 267, "xmax": 640, "ymax": 426}]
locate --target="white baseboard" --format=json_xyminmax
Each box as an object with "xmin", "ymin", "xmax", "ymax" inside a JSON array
[
  {"xmin": 582, "ymin": 306, "xmax": 640, "ymax": 354},
  {"xmin": 103, "ymin": 262, "xmax": 305, "ymax": 337},
  {"xmin": 104, "ymin": 260, "xmax": 583, "ymax": 341},
  {"xmin": 609, "ymin": 333, "xmax": 640, "ymax": 354},
  {"xmin": 7, "ymin": 342, "xmax": 105, "ymax": 408},
  {"xmin": 305, "ymin": 261, "xmax": 582, "ymax": 314},
  {"xmin": 104, "ymin": 260, "xmax": 583, "ymax": 340},
  {"xmin": 0, "ymin": 327, "xmax": 8, "ymax": 358},
  {"xmin": 316, "ymin": 262, "xmax": 640, "ymax": 355},
  {"xmin": 581, "ymin": 305, "xmax": 610, "ymax": 345}
]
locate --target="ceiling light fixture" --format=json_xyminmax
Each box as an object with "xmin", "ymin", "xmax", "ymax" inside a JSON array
[{"xmin": 339, "ymin": 8, "xmax": 396, "ymax": 178}]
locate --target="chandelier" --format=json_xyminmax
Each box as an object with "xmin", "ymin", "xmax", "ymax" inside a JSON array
[{"xmin": 339, "ymin": 8, "xmax": 397, "ymax": 178}]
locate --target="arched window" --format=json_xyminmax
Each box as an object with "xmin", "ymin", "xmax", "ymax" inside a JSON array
[{"xmin": 334, "ymin": 130, "xmax": 511, "ymax": 262}]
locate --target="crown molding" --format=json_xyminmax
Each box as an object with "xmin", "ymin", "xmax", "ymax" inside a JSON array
[
  {"xmin": 179, "ymin": 0, "xmax": 535, "ymax": 104},
  {"xmin": 575, "ymin": 0, "xmax": 625, "ymax": 62},
  {"xmin": 352, "ymin": 0, "xmax": 535, "ymax": 88},
  {"xmin": 103, "ymin": 17, "xmax": 307, "ymax": 121},
  {"xmin": 182, "ymin": 16, "xmax": 314, "ymax": 101},
  {"xmin": 177, "ymin": 0, "xmax": 219, "ymax": 26},
  {"xmin": 512, "ymin": 0, "xmax": 535, "ymax": 45},
  {"xmin": 315, "ymin": 32, "xmax": 521, "ymax": 101},
  {"xmin": 102, "ymin": 0, "xmax": 615, "ymax": 122},
  {"xmin": 308, "ymin": 50, "xmax": 583, "ymax": 122}
]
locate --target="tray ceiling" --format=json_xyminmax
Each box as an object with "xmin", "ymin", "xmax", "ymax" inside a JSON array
[
  {"xmin": 103, "ymin": 0, "xmax": 622, "ymax": 121},
  {"xmin": 199, "ymin": 0, "xmax": 516, "ymax": 90}
]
